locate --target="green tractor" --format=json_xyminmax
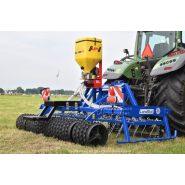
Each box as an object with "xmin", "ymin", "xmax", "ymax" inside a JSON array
[{"xmin": 103, "ymin": 31, "xmax": 185, "ymax": 135}]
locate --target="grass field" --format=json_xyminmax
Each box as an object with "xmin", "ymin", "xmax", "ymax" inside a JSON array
[{"xmin": 0, "ymin": 94, "xmax": 185, "ymax": 154}]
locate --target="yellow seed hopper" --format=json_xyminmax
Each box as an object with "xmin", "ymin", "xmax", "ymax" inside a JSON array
[{"xmin": 75, "ymin": 37, "xmax": 102, "ymax": 73}]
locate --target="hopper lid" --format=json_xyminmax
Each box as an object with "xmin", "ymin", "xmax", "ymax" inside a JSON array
[{"xmin": 75, "ymin": 37, "xmax": 102, "ymax": 43}]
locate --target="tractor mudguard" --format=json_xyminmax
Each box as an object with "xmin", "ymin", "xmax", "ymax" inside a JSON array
[
  {"xmin": 151, "ymin": 53, "xmax": 185, "ymax": 76},
  {"xmin": 103, "ymin": 60, "xmax": 141, "ymax": 80}
]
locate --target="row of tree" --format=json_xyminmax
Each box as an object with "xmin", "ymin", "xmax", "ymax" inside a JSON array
[
  {"xmin": 0, "ymin": 88, "xmax": 4, "ymax": 93},
  {"xmin": 0, "ymin": 87, "xmax": 24, "ymax": 94},
  {"xmin": 0, "ymin": 87, "xmax": 74, "ymax": 95}
]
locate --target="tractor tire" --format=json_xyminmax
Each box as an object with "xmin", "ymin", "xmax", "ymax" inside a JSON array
[{"xmin": 155, "ymin": 66, "xmax": 185, "ymax": 135}]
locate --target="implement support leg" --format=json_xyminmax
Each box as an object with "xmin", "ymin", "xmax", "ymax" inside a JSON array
[
  {"xmin": 117, "ymin": 116, "xmax": 130, "ymax": 143},
  {"xmin": 163, "ymin": 116, "xmax": 172, "ymax": 138}
]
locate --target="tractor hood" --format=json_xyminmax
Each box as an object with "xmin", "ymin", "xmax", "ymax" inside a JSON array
[{"xmin": 103, "ymin": 60, "xmax": 141, "ymax": 80}]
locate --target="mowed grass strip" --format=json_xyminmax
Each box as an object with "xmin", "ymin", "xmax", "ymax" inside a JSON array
[{"xmin": 0, "ymin": 95, "xmax": 185, "ymax": 154}]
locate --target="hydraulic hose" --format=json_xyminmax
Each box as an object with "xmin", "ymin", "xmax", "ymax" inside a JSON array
[
  {"xmin": 67, "ymin": 84, "xmax": 81, "ymax": 101},
  {"xmin": 68, "ymin": 83, "xmax": 121, "ymax": 109},
  {"xmin": 79, "ymin": 84, "xmax": 122, "ymax": 110}
]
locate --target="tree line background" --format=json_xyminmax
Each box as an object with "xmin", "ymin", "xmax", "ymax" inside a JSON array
[{"xmin": 0, "ymin": 87, "xmax": 74, "ymax": 95}]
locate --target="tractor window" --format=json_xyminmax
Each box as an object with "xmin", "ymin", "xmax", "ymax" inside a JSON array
[
  {"xmin": 140, "ymin": 34, "xmax": 146, "ymax": 56},
  {"xmin": 182, "ymin": 31, "xmax": 185, "ymax": 43},
  {"xmin": 137, "ymin": 31, "xmax": 176, "ymax": 59}
]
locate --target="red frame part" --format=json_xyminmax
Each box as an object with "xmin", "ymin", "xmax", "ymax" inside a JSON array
[{"xmin": 87, "ymin": 60, "xmax": 102, "ymax": 88}]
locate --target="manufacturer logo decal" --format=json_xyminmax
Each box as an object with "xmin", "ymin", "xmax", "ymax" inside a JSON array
[
  {"xmin": 89, "ymin": 46, "xmax": 101, "ymax": 52},
  {"xmin": 156, "ymin": 108, "xmax": 161, "ymax": 114},
  {"xmin": 139, "ymin": 109, "xmax": 154, "ymax": 114}
]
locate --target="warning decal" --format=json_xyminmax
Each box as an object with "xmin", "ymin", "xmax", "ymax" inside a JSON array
[
  {"xmin": 108, "ymin": 86, "xmax": 123, "ymax": 103},
  {"xmin": 42, "ymin": 88, "xmax": 50, "ymax": 101}
]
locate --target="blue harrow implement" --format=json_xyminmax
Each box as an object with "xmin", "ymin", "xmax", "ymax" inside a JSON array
[{"xmin": 16, "ymin": 80, "xmax": 177, "ymax": 146}]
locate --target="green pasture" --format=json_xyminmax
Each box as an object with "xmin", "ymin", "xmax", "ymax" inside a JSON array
[{"xmin": 0, "ymin": 95, "xmax": 185, "ymax": 154}]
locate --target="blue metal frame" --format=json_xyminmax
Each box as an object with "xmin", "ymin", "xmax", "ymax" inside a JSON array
[{"xmin": 38, "ymin": 80, "xmax": 177, "ymax": 143}]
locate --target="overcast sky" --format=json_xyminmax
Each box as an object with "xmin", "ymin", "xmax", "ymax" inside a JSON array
[{"xmin": 0, "ymin": 31, "xmax": 136, "ymax": 90}]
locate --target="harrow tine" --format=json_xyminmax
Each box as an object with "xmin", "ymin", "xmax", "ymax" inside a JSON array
[
  {"xmin": 116, "ymin": 124, "xmax": 123, "ymax": 138},
  {"xmin": 133, "ymin": 126, "xmax": 139, "ymax": 137},
  {"xmin": 141, "ymin": 125, "xmax": 146, "ymax": 137},
  {"xmin": 108, "ymin": 123, "xmax": 116, "ymax": 137},
  {"xmin": 149, "ymin": 125, "xmax": 156, "ymax": 137},
  {"xmin": 156, "ymin": 126, "xmax": 160, "ymax": 137},
  {"xmin": 128, "ymin": 124, "xmax": 132, "ymax": 131},
  {"xmin": 115, "ymin": 124, "xmax": 132, "ymax": 138}
]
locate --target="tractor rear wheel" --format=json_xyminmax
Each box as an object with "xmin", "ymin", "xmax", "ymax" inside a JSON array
[{"xmin": 155, "ymin": 66, "xmax": 185, "ymax": 135}]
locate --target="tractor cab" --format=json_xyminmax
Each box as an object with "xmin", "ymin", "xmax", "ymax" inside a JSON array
[
  {"xmin": 137, "ymin": 31, "xmax": 176, "ymax": 66},
  {"xmin": 103, "ymin": 31, "xmax": 184, "ymax": 81},
  {"xmin": 136, "ymin": 31, "xmax": 177, "ymax": 71}
]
